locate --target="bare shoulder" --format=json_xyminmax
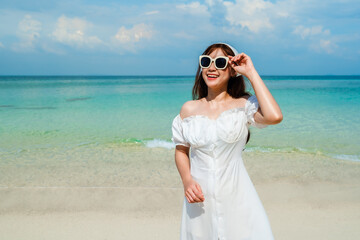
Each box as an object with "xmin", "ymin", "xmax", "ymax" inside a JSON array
[
  {"xmin": 236, "ymin": 94, "xmax": 251, "ymax": 107},
  {"xmin": 179, "ymin": 100, "xmax": 201, "ymax": 120}
]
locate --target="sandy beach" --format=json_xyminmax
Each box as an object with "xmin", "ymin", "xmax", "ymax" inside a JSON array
[{"xmin": 1, "ymin": 145, "xmax": 359, "ymax": 239}]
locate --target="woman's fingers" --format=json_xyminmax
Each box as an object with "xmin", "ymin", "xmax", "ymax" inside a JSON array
[
  {"xmin": 231, "ymin": 53, "xmax": 247, "ymax": 63},
  {"xmin": 188, "ymin": 191, "xmax": 199, "ymax": 202},
  {"xmin": 237, "ymin": 54, "xmax": 246, "ymax": 63},
  {"xmin": 228, "ymin": 56, "xmax": 239, "ymax": 67},
  {"xmin": 229, "ymin": 53, "xmax": 254, "ymax": 76},
  {"xmin": 195, "ymin": 184, "xmax": 204, "ymax": 200},
  {"xmin": 186, "ymin": 192, "xmax": 194, "ymax": 203},
  {"xmin": 185, "ymin": 187, "xmax": 204, "ymax": 203},
  {"xmin": 183, "ymin": 180, "xmax": 205, "ymax": 203},
  {"xmin": 192, "ymin": 186, "xmax": 204, "ymax": 202},
  {"xmin": 189, "ymin": 189, "xmax": 201, "ymax": 202}
]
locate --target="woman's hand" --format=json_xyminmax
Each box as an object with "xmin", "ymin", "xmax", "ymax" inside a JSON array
[
  {"xmin": 228, "ymin": 53, "xmax": 257, "ymax": 78},
  {"xmin": 183, "ymin": 178, "xmax": 205, "ymax": 203}
]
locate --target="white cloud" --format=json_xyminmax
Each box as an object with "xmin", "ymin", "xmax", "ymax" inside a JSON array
[
  {"xmin": 113, "ymin": 23, "xmax": 152, "ymax": 44},
  {"xmin": 205, "ymin": 0, "xmax": 214, "ymax": 6},
  {"xmin": 0, "ymin": 42, "xmax": 4, "ymax": 48},
  {"xmin": 12, "ymin": 15, "xmax": 42, "ymax": 52},
  {"xmin": 145, "ymin": 10, "xmax": 159, "ymax": 15},
  {"xmin": 223, "ymin": 0, "xmax": 276, "ymax": 33},
  {"xmin": 293, "ymin": 25, "xmax": 335, "ymax": 54},
  {"xmin": 41, "ymin": 42, "xmax": 66, "ymax": 55},
  {"xmin": 176, "ymin": 2, "xmax": 209, "ymax": 15},
  {"xmin": 1, "ymin": 0, "xmax": 354, "ymax": 59},
  {"xmin": 51, "ymin": 15, "xmax": 102, "ymax": 48},
  {"xmin": 111, "ymin": 23, "xmax": 153, "ymax": 53},
  {"xmin": 293, "ymin": 25, "xmax": 330, "ymax": 39},
  {"xmin": 173, "ymin": 31, "xmax": 196, "ymax": 40},
  {"xmin": 315, "ymin": 39, "xmax": 338, "ymax": 54}
]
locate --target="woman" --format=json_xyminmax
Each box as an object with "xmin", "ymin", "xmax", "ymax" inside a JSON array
[{"xmin": 171, "ymin": 43, "xmax": 283, "ymax": 240}]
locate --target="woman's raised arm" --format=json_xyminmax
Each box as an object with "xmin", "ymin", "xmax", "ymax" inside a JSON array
[{"xmin": 229, "ymin": 53, "xmax": 283, "ymax": 125}]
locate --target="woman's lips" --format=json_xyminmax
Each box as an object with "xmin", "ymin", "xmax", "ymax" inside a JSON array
[{"xmin": 207, "ymin": 74, "xmax": 218, "ymax": 80}]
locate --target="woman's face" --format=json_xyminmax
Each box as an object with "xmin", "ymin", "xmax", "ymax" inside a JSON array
[{"xmin": 201, "ymin": 48, "xmax": 233, "ymax": 90}]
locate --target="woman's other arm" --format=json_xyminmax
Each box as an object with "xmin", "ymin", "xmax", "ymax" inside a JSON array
[
  {"xmin": 175, "ymin": 101, "xmax": 204, "ymax": 203},
  {"xmin": 175, "ymin": 145, "xmax": 204, "ymax": 203}
]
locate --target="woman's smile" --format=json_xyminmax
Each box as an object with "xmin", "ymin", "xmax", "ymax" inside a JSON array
[{"xmin": 207, "ymin": 74, "xmax": 219, "ymax": 80}]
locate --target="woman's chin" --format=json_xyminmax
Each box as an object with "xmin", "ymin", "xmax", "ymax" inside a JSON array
[
  {"xmin": 206, "ymin": 82, "xmax": 222, "ymax": 90},
  {"xmin": 204, "ymin": 77, "xmax": 218, "ymax": 84}
]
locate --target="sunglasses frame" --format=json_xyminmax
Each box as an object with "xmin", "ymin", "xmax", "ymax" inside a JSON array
[{"xmin": 199, "ymin": 55, "xmax": 230, "ymax": 70}]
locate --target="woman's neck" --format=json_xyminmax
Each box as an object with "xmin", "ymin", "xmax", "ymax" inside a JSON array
[{"xmin": 205, "ymin": 88, "xmax": 231, "ymax": 104}]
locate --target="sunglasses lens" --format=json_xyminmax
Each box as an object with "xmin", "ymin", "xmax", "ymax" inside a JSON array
[
  {"xmin": 215, "ymin": 57, "xmax": 227, "ymax": 69},
  {"xmin": 200, "ymin": 56, "xmax": 211, "ymax": 68}
]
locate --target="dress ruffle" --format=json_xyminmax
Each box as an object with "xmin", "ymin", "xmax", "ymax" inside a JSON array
[
  {"xmin": 171, "ymin": 114, "xmax": 190, "ymax": 147},
  {"xmin": 245, "ymin": 95, "xmax": 269, "ymax": 129}
]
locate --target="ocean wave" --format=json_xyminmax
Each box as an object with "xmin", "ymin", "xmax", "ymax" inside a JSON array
[
  {"xmin": 144, "ymin": 139, "xmax": 175, "ymax": 149},
  {"xmin": 1, "ymin": 137, "xmax": 359, "ymax": 163},
  {"xmin": 142, "ymin": 139, "xmax": 360, "ymax": 162},
  {"xmin": 326, "ymin": 154, "xmax": 360, "ymax": 162}
]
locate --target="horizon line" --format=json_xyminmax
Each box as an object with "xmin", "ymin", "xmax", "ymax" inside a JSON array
[{"xmin": 1, "ymin": 74, "xmax": 360, "ymax": 77}]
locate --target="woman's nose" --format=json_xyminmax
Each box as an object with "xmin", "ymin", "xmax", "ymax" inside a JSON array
[{"xmin": 209, "ymin": 61, "xmax": 216, "ymax": 70}]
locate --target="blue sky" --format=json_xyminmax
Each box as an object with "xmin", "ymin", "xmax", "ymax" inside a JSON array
[{"xmin": 0, "ymin": 0, "xmax": 359, "ymax": 75}]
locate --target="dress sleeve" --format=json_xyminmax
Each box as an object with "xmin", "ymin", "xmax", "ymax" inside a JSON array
[
  {"xmin": 245, "ymin": 95, "xmax": 268, "ymax": 129},
  {"xmin": 171, "ymin": 114, "xmax": 190, "ymax": 147}
]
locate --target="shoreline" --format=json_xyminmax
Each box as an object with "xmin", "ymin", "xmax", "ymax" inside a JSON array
[{"xmin": 1, "ymin": 146, "xmax": 359, "ymax": 187}]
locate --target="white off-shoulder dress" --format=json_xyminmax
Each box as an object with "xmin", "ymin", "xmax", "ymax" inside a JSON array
[{"xmin": 171, "ymin": 95, "xmax": 274, "ymax": 240}]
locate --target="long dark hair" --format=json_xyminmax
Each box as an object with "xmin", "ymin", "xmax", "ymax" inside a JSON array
[{"xmin": 192, "ymin": 43, "xmax": 252, "ymax": 144}]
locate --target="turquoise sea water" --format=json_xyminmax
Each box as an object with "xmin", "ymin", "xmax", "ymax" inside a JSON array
[{"xmin": 0, "ymin": 75, "xmax": 359, "ymax": 162}]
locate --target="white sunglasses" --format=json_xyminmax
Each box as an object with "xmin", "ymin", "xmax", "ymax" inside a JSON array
[{"xmin": 199, "ymin": 55, "xmax": 229, "ymax": 70}]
